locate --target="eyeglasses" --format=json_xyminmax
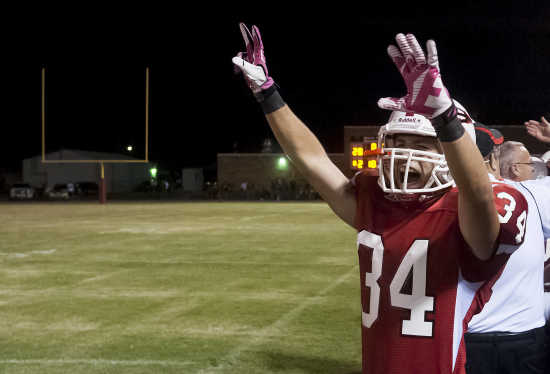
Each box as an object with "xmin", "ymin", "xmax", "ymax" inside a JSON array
[{"xmin": 513, "ymin": 162, "xmax": 536, "ymax": 172}]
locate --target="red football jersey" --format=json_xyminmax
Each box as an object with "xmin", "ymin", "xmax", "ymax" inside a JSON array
[{"xmin": 353, "ymin": 174, "xmax": 528, "ymax": 374}]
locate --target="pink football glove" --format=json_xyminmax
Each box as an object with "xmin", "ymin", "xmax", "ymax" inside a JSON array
[
  {"xmin": 232, "ymin": 23, "xmax": 275, "ymax": 96},
  {"xmin": 378, "ymin": 34, "xmax": 453, "ymax": 119}
]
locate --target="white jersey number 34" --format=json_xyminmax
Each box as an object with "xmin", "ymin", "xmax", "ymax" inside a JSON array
[
  {"xmin": 496, "ymin": 191, "xmax": 526, "ymax": 244},
  {"xmin": 358, "ymin": 230, "xmax": 434, "ymax": 337}
]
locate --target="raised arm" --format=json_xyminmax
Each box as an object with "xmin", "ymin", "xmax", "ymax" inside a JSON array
[
  {"xmin": 232, "ymin": 23, "xmax": 356, "ymax": 227},
  {"xmin": 378, "ymin": 34, "xmax": 500, "ymax": 260},
  {"xmin": 524, "ymin": 116, "xmax": 550, "ymax": 144},
  {"xmin": 441, "ymin": 133, "xmax": 500, "ymax": 260}
]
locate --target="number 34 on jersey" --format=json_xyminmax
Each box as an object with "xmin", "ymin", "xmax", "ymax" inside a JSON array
[{"xmin": 358, "ymin": 188, "xmax": 527, "ymax": 337}]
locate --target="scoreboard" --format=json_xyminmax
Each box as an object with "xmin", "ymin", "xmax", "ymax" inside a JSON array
[{"xmin": 350, "ymin": 136, "xmax": 380, "ymax": 171}]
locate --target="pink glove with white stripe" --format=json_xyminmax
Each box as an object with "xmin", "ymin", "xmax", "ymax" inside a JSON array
[
  {"xmin": 378, "ymin": 34, "xmax": 453, "ymax": 119},
  {"xmin": 232, "ymin": 23, "xmax": 275, "ymax": 97}
]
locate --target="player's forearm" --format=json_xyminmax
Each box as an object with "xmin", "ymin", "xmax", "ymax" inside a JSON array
[
  {"xmin": 265, "ymin": 105, "xmax": 330, "ymax": 170},
  {"xmin": 265, "ymin": 105, "xmax": 356, "ymax": 227},
  {"xmin": 441, "ymin": 133, "xmax": 492, "ymax": 199},
  {"xmin": 441, "ymin": 133, "xmax": 500, "ymax": 259}
]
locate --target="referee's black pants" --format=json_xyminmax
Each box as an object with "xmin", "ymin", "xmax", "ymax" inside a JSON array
[{"xmin": 464, "ymin": 324, "xmax": 549, "ymax": 374}]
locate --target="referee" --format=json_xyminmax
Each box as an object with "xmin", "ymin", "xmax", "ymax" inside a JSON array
[{"xmin": 465, "ymin": 124, "xmax": 549, "ymax": 374}]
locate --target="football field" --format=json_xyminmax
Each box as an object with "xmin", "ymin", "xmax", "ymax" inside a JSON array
[{"xmin": 0, "ymin": 202, "xmax": 362, "ymax": 374}]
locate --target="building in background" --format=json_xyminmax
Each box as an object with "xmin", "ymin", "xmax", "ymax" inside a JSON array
[
  {"xmin": 217, "ymin": 153, "xmax": 345, "ymax": 191},
  {"xmin": 23, "ymin": 149, "xmax": 152, "ymax": 193},
  {"xmin": 218, "ymin": 124, "xmax": 549, "ymax": 196},
  {"xmin": 181, "ymin": 168, "xmax": 204, "ymax": 192}
]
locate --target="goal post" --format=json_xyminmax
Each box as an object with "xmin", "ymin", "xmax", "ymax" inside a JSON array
[{"xmin": 41, "ymin": 66, "xmax": 151, "ymax": 204}]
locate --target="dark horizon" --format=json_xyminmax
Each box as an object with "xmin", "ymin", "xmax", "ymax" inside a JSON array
[{"xmin": 3, "ymin": 5, "xmax": 550, "ymax": 173}]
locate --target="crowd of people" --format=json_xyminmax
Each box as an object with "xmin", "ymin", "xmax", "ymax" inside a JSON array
[
  {"xmin": 205, "ymin": 178, "xmax": 320, "ymax": 201},
  {"xmin": 233, "ymin": 23, "xmax": 550, "ymax": 374}
]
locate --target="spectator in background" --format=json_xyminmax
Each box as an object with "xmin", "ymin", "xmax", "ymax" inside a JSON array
[
  {"xmin": 542, "ymin": 151, "xmax": 550, "ymax": 172},
  {"xmin": 499, "ymin": 141, "xmax": 535, "ymax": 181},
  {"xmin": 67, "ymin": 182, "xmax": 75, "ymax": 196},
  {"xmin": 531, "ymin": 156, "xmax": 549, "ymax": 179},
  {"xmin": 221, "ymin": 183, "xmax": 232, "ymax": 200},
  {"xmin": 525, "ymin": 116, "xmax": 550, "ymax": 144},
  {"xmin": 466, "ymin": 124, "xmax": 550, "ymax": 374},
  {"xmin": 240, "ymin": 181, "xmax": 248, "ymax": 199},
  {"xmin": 525, "ymin": 116, "xmax": 550, "ymax": 170},
  {"xmin": 473, "ymin": 123, "xmax": 503, "ymax": 177}
]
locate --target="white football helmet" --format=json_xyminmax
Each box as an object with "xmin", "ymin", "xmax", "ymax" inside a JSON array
[{"xmin": 377, "ymin": 111, "xmax": 453, "ymax": 198}]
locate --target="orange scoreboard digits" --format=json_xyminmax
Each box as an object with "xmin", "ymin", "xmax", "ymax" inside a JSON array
[
  {"xmin": 350, "ymin": 136, "xmax": 380, "ymax": 171},
  {"xmin": 351, "ymin": 144, "xmax": 365, "ymax": 170}
]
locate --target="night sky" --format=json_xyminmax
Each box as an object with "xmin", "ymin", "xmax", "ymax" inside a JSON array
[{"xmin": 2, "ymin": 4, "xmax": 550, "ymax": 177}]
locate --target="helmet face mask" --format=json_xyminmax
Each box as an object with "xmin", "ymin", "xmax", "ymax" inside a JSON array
[{"xmin": 377, "ymin": 111, "xmax": 453, "ymax": 199}]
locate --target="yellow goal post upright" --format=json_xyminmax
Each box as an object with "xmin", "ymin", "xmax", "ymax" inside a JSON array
[{"xmin": 41, "ymin": 66, "xmax": 150, "ymax": 204}]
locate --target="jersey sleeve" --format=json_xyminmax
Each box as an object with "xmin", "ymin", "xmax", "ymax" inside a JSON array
[
  {"xmin": 458, "ymin": 183, "xmax": 528, "ymax": 282},
  {"xmin": 492, "ymin": 183, "xmax": 528, "ymax": 252}
]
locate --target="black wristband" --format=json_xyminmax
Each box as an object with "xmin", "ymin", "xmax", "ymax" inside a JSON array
[
  {"xmin": 431, "ymin": 104, "xmax": 465, "ymax": 142},
  {"xmin": 255, "ymin": 85, "xmax": 285, "ymax": 114}
]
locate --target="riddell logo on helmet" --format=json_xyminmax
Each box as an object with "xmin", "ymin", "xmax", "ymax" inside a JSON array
[{"xmin": 398, "ymin": 118, "xmax": 421, "ymax": 123}]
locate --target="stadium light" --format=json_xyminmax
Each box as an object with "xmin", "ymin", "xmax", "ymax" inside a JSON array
[
  {"xmin": 277, "ymin": 157, "xmax": 288, "ymax": 170},
  {"xmin": 150, "ymin": 167, "xmax": 158, "ymax": 178}
]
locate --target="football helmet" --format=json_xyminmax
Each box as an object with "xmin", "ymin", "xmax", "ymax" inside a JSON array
[{"xmin": 377, "ymin": 111, "xmax": 453, "ymax": 198}]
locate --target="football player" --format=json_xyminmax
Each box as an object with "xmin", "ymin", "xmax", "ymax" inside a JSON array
[
  {"xmin": 463, "ymin": 124, "xmax": 550, "ymax": 373},
  {"xmin": 233, "ymin": 26, "xmax": 528, "ymax": 374}
]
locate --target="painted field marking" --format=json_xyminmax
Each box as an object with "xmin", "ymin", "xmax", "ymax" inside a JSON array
[
  {"xmin": 0, "ymin": 249, "xmax": 56, "ymax": 259},
  {"xmin": 196, "ymin": 265, "xmax": 358, "ymax": 374},
  {"xmin": 0, "ymin": 359, "xmax": 192, "ymax": 367}
]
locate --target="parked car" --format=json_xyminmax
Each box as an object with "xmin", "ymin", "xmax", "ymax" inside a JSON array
[
  {"xmin": 47, "ymin": 184, "xmax": 70, "ymax": 200},
  {"xmin": 9, "ymin": 183, "xmax": 35, "ymax": 200},
  {"xmin": 75, "ymin": 181, "xmax": 99, "ymax": 196}
]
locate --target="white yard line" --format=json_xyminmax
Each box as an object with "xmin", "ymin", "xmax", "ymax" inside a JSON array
[
  {"xmin": 0, "ymin": 249, "xmax": 56, "ymax": 259},
  {"xmin": 77, "ymin": 269, "xmax": 130, "ymax": 284},
  {"xmin": 196, "ymin": 265, "xmax": 358, "ymax": 374},
  {"xmin": 0, "ymin": 359, "xmax": 192, "ymax": 367}
]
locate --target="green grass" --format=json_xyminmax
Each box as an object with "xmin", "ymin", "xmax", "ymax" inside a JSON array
[{"xmin": 0, "ymin": 202, "xmax": 361, "ymax": 374}]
